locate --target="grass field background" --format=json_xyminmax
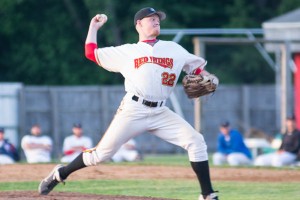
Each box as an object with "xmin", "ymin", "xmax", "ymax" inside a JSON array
[{"xmin": 1, "ymin": 154, "xmax": 299, "ymax": 200}]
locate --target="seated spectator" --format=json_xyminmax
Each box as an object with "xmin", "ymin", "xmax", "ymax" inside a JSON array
[
  {"xmin": 21, "ymin": 124, "xmax": 52, "ymax": 163},
  {"xmin": 254, "ymin": 116, "xmax": 300, "ymax": 167},
  {"xmin": 60, "ymin": 123, "xmax": 92, "ymax": 163},
  {"xmin": 111, "ymin": 138, "xmax": 142, "ymax": 163},
  {"xmin": 260, "ymin": 133, "xmax": 282, "ymax": 154},
  {"xmin": 213, "ymin": 121, "xmax": 252, "ymax": 166},
  {"xmin": 0, "ymin": 127, "xmax": 19, "ymax": 164}
]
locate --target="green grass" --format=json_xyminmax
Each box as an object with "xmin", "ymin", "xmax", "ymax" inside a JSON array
[
  {"xmin": 1, "ymin": 179, "xmax": 299, "ymax": 200},
  {"xmin": 107, "ymin": 153, "xmax": 191, "ymax": 167},
  {"xmin": 1, "ymin": 154, "xmax": 300, "ymax": 200}
]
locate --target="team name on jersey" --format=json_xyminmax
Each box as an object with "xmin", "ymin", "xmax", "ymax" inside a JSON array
[{"xmin": 134, "ymin": 56, "xmax": 173, "ymax": 69}]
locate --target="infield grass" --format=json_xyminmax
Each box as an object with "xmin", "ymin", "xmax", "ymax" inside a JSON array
[
  {"xmin": 1, "ymin": 154, "xmax": 299, "ymax": 200},
  {"xmin": 1, "ymin": 179, "xmax": 300, "ymax": 200}
]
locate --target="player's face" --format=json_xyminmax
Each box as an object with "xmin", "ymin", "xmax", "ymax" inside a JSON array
[
  {"xmin": 73, "ymin": 127, "xmax": 82, "ymax": 137},
  {"xmin": 31, "ymin": 126, "xmax": 41, "ymax": 136},
  {"xmin": 286, "ymin": 119, "xmax": 295, "ymax": 132},
  {"xmin": 220, "ymin": 126, "xmax": 229, "ymax": 135},
  {"xmin": 0, "ymin": 132, "xmax": 4, "ymax": 141},
  {"xmin": 139, "ymin": 15, "xmax": 160, "ymax": 37}
]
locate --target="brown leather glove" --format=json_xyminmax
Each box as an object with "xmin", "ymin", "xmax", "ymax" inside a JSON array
[{"xmin": 182, "ymin": 74, "xmax": 218, "ymax": 99}]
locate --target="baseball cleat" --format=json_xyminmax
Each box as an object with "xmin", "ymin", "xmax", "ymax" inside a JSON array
[
  {"xmin": 199, "ymin": 192, "xmax": 219, "ymax": 200},
  {"xmin": 38, "ymin": 164, "xmax": 65, "ymax": 195}
]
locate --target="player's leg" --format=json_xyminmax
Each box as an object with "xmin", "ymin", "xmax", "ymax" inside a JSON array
[
  {"xmin": 254, "ymin": 153, "xmax": 274, "ymax": 166},
  {"xmin": 39, "ymin": 98, "xmax": 147, "ymax": 195},
  {"xmin": 0, "ymin": 155, "xmax": 15, "ymax": 164},
  {"xmin": 271, "ymin": 152, "xmax": 297, "ymax": 167},
  {"xmin": 111, "ymin": 149, "xmax": 125, "ymax": 162},
  {"xmin": 150, "ymin": 107, "xmax": 217, "ymax": 200},
  {"xmin": 212, "ymin": 152, "xmax": 227, "ymax": 165},
  {"xmin": 227, "ymin": 153, "xmax": 252, "ymax": 166},
  {"xmin": 82, "ymin": 100, "xmax": 147, "ymax": 166},
  {"xmin": 122, "ymin": 150, "xmax": 140, "ymax": 162}
]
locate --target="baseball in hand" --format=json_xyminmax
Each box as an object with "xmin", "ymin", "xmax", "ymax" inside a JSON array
[{"xmin": 96, "ymin": 14, "xmax": 108, "ymax": 23}]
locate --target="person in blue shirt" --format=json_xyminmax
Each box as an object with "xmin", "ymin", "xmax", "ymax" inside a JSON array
[
  {"xmin": 213, "ymin": 121, "xmax": 252, "ymax": 166},
  {"xmin": 0, "ymin": 127, "xmax": 19, "ymax": 164}
]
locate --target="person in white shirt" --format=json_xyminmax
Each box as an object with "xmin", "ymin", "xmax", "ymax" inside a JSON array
[
  {"xmin": 21, "ymin": 124, "xmax": 52, "ymax": 163},
  {"xmin": 111, "ymin": 138, "xmax": 142, "ymax": 162},
  {"xmin": 60, "ymin": 123, "xmax": 93, "ymax": 163}
]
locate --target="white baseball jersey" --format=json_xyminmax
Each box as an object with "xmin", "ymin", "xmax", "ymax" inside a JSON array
[
  {"xmin": 21, "ymin": 135, "xmax": 52, "ymax": 163},
  {"xmin": 83, "ymin": 40, "xmax": 208, "ymax": 166},
  {"xmin": 61, "ymin": 135, "xmax": 92, "ymax": 163},
  {"xmin": 95, "ymin": 40, "xmax": 206, "ymax": 101}
]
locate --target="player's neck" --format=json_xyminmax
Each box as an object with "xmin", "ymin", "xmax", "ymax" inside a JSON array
[
  {"xmin": 142, "ymin": 38, "xmax": 157, "ymax": 43},
  {"xmin": 139, "ymin": 37, "xmax": 159, "ymax": 47},
  {"xmin": 142, "ymin": 39, "xmax": 159, "ymax": 46}
]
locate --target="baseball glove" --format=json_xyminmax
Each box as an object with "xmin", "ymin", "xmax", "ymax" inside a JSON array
[{"xmin": 182, "ymin": 74, "xmax": 218, "ymax": 98}]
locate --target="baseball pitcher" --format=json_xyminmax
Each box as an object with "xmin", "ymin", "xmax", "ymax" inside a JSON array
[{"xmin": 39, "ymin": 7, "xmax": 219, "ymax": 200}]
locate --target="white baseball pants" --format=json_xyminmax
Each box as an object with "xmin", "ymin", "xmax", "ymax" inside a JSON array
[
  {"xmin": 83, "ymin": 93, "xmax": 208, "ymax": 166},
  {"xmin": 212, "ymin": 152, "xmax": 252, "ymax": 166},
  {"xmin": 254, "ymin": 151, "xmax": 297, "ymax": 167}
]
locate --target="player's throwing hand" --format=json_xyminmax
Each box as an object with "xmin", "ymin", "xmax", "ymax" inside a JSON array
[{"xmin": 90, "ymin": 14, "xmax": 107, "ymax": 30}]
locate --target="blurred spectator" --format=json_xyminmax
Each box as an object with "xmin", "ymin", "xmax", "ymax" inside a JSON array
[
  {"xmin": 111, "ymin": 138, "xmax": 142, "ymax": 163},
  {"xmin": 60, "ymin": 123, "xmax": 92, "ymax": 163},
  {"xmin": 0, "ymin": 127, "xmax": 19, "ymax": 164},
  {"xmin": 21, "ymin": 124, "xmax": 52, "ymax": 163},
  {"xmin": 254, "ymin": 116, "xmax": 300, "ymax": 167},
  {"xmin": 213, "ymin": 121, "xmax": 252, "ymax": 166}
]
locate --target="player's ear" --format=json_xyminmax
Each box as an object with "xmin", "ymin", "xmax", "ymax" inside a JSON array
[
  {"xmin": 136, "ymin": 20, "xmax": 142, "ymax": 27},
  {"xmin": 135, "ymin": 20, "xmax": 142, "ymax": 32}
]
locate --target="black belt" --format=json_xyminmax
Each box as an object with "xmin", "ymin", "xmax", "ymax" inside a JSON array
[{"xmin": 132, "ymin": 95, "xmax": 163, "ymax": 107}]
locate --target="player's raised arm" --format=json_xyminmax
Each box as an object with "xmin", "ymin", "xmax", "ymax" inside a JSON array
[{"xmin": 85, "ymin": 14, "xmax": 107, "ymax": 63}]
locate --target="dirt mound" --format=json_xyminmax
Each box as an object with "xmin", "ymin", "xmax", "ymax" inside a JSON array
[
  {"xmin": 0, "ymin": 164, "xmax": 299, "ymax": 199},
  {"xmin": 0, "ymin": 191, "xmax": 175, "ymax": 200},
  {"xmin": 0, "ymin": 164, "xmax": 299, "ymax": 183}
]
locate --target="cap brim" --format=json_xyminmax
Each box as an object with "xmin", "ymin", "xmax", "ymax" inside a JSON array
[
  {"xmin": 147, "ymin": 11, "xmax": 166, "ymax": 21},
  {"xmin": 156, "ymin": 11, "xmax": 166, "ymax": 21}
]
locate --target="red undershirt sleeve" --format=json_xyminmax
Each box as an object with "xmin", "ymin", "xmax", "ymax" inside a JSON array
[
  {"xmin": 85, "ymin": 43, "xmax": 98, "ymax": 63},
  {"xmin": 193, "ymin": 67, "xmax": 202, "ymax": 75},
  {"xmin": 64, "ymin": 149, "xmax": 75, "ymax": 155}
]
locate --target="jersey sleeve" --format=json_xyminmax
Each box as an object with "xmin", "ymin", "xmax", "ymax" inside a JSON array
[
  {"xmin": 45, "ymin": 136, "xmax": 53, "ymax": 146},
  {"xmin": 95, "ymin": 44, "xmax": 132, "ymax": 72},
  {"xmin": 85, "ymin": 137, "xmax": 93, "ymax": 148},
  {"xmin": 174, "ymin": 43, "xmax": 207, "ymax": 74},
  {"xmin": 62, "ymin": 136, "xmax": 71, "ymax": 152},
  {"xmin": 21, "ymin": 135, "xmax": 30, "ymax": 149}
]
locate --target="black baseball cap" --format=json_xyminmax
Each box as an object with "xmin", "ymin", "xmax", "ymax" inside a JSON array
[
  {"xmin": 220, "ymin": 121, "xmax": 230, "ymax": 127},
  {"xmin": 286, "ymin": 115, "xmax": 296, "ymax": 120},
  {"xmin": 73, "ymin": 123, "xmax": 82, "ymax": 128},
  {"xmin": 134, "ymin": 7, "xmax": 166, "ymax": 25},
  {"xmin": 0, "ymin": 127, "xmax": 4, "ymax": 133}
]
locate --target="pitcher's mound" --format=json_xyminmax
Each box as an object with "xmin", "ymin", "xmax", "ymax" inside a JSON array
[{"xmin": 0, "ymin": 191, "xmax": 176, "ymax": 200}]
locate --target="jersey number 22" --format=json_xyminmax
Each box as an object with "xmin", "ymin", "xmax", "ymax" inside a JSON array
[{"xmin": 161, "ymin": 72, "xmax": 176, "ymax": 87}]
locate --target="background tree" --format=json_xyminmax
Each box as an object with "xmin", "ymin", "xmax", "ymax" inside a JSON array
[{"xmin": 1, "ymin": 0, "xmax": 299, "ymax": 85}]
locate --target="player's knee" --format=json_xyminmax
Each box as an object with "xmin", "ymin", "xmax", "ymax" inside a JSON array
[
  {"xmin": 83, "ymin": 150, "xmax": 99, "ymax": 166},
  {"xmin": 254, "ymin": 156, "xmax": 266, "ymax": 166},
  {"xmin": 83, "ymin": 143, "xmax": 124, "ymax": 166},
  {"xmin": 186, "ymin": 132, "xmax": 208, "ymax": 162},
  {"xmin": 271, "ymin": 157, "xmax": 284, "ymax": 167},
  {"xmin": 227, "ymin": 155, "xmax": 239, "ymax": 166},
  {"xmin": 212, "ymin": 153, "xmax": 224, "ymax": 165},
  {"xmin": 189, "ymin": 132, "xmax": 206, "ymax": 149}
]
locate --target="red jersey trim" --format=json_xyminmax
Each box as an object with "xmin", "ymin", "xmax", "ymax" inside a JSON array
[{"xmin": 142, "ymin": 38, "xmax": 157, "ymax": 43}]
